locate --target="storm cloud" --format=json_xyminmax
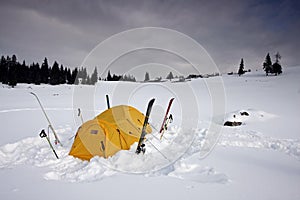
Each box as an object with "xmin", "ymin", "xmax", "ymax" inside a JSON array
[{"xmin": 0, "ymin": 0, "xmax": 299, "ymax": 75}]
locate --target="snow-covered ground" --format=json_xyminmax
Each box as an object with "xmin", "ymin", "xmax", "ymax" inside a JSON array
[{"xmin": 0, "ymin": 67, "xmax": 300, "ymax": 200}]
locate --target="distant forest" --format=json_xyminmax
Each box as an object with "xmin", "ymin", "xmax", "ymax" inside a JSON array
[
  {"xmin": 0, "ymin": 55, "xmax": 100, "ymax": 88},
  {"xmin": 1, "ymin": 54, "xmax": 228, "ymax": 88},
  {"xmin": 0, "ymin": 55, "xmax": 143, "ymax": 88}
]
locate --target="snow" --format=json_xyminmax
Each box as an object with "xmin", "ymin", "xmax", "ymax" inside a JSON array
[{"xmin": 0, "ymin": 67, "xmax": 300, "ymax": 199}]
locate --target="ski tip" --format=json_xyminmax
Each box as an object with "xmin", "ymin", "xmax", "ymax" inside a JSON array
[{"xmin": 148, "ymin": 98, "xmax": 155, "ymax": 105}]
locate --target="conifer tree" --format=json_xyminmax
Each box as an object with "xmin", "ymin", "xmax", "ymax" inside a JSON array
[
  {"xmin": 50, "ymin": 61, "xmax": 60, "ymax": 85},
  {"xmin": 8, "ymin": 62, "xmax": 17, "ymax": 87},
  {"xmin": 0, "ymin": 56, "xmax": 6, "ymax": 83},
  {"xmin": 16, "ymin": 61, "xmax": 23, "ymax": 84},
  {"xmin": 33, "ymin": 63, "xmax": 41, "ymax": 85},
  {"xmin": 144, "ymin": 72, "xmax": 150, "ymax": 82},
  {"xmin": 28, "ymin": 63, "xmax": 35, "ymax": 84},
  {"xmin": 66, "ymin": 68, "xmax": 72, "ymax": 84},
  {"xmin": 263, "ymin": 53, "xmax": 272, "ymax": 76},
  {"xmin": 238, "ymin": 58, "xmax": 245, "ymax": 76},
  {"xmin": 166, "ymin": 72, "xmax": 174, "ymax": 80},
  {"xmin": 91, "ymin": 67, "xmax": 98, "ymax": 85},
  {"xmin": 1, "ymin": 56, "xmax": 9, "ymax": 84},
  {"xmin": 82, "ymin": 67, "xmax": 87, "ymax": 83},
  {"xmin": 11, "ymin": 54, "xmax": 17, "ymax": 63},
  {"xmin": 41, "ymin": 57, "xmax": 49, "ymax": 83},
  {"xmin": 59, "ymin": 65, "xmax": 66, "ymax": 84},
  {"xmin": 106, "ymin": 70, "xmax": 112, "ymax": 81},
  {"xmin": 272, "ymin": 52, "xmax": 282, "ymax": 75},
  {"xmin": 23, "ymin": 62, "xmax": 31, "ymax": 84},
  {"xmin": 72, "ymin": 68, "xmax": 79, "ymax": 84}
]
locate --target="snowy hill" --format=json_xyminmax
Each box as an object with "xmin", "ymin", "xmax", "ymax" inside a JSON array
[{"xmin": 0, "ymin": 67, "xmax": 300, "ymax": 199}]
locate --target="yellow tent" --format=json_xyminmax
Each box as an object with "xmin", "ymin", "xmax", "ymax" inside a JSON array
[{"xmin": 69, "ymin": 105, "xmax": 152, "ymax": 160}]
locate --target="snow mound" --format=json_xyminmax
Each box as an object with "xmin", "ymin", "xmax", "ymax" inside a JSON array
[
  {"xmin": 223, "ymin": 109, "xmax": 277, "ymax": 126},
  {"xmin": 0, "ymin": 125, "xmax": 229, "ymax": 183}
]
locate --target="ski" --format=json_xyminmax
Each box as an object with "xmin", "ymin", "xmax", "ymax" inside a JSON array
[
  {"xmin": 30, "ymin": 92, "xmax": 62, "ymax": 146},
  {"xmin": 159, "ymin": 98, "xmax": 175, "ymax": 139},
  {"xmin": 136, "ymin": 98, "xmax": 155, "ymax": 154}
]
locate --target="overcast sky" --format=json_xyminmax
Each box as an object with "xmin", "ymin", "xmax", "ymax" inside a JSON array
[{"xmin": 0, "ymin": 0, "xmax": 299, "ymax": 77}]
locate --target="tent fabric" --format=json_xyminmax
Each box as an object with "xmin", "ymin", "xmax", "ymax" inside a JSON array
[{"xmin": 69, "ymin": 105, "xmax": 152, "ymax": 160}]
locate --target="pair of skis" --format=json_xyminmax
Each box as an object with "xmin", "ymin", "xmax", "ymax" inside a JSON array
[{"xmin": 136, "ymin": 98, "xmax": 174, "ymax": 154}]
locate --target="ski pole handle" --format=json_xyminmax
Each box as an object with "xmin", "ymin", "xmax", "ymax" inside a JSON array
[
  {"xmin": 39, "ymin": 129, "xmax": 47, "ymax": 138},
  {"xmin": 39, "ymin": 129, "xmax": 59, "ymax": 159}
]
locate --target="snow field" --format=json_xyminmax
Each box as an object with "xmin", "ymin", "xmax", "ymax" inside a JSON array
[{"xmin": 0, "ymin": 67, "xmax": 300, "ymax": 199}]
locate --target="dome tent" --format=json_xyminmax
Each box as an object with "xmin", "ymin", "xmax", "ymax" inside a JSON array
[{"xmin": 69, "ymin": 105, "xmax": 152, "ymax": 160}]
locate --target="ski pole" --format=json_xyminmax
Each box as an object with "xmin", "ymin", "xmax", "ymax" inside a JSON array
[
  {"xmin": 30, "ymin": 92, "xmax": 62, "ymax": 146},
  {"xmin": 39, "ymin": 129, "xmax": 59, "ymax": 159}
]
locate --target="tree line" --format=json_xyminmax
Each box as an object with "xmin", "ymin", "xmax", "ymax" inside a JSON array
[
  {"xmin": 105, "ymin": 70, "xmax": 136, "ymax": 82},
  {"xmin": 237, "ymin": 52, "xmax": 283, "ymax": 76},
  {"xmin": 0, "ymin": 55, "xmax": 98, "ymax": 87}
]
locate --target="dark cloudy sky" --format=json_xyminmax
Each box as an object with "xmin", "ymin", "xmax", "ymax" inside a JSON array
[{"xmin": 0, "ymin": 0, "xmax": 299, "ymax": 75}]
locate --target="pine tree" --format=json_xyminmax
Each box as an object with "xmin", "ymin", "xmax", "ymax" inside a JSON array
[
  {"xmin": 166, "ymin": 72, "xmax": 174, "ymax": 80},
  {"xmin": 33, "ymin": 63, "xmax": 41, "ymax": 85},
  {"xmin": 16, "ymin": 61, "xmax": 22, "ymax": 83},
  {"xmin": 72, "ymin": 68, "xmax": 79, "ymax": 84},
  {"xmin": 82, "ymin": 67, "xmax": 87, "ymax": 83},
  {"xmin": 75, "ymin": 68, "xmax": 82, "ymax": 84},
  {"xmin": 90, "ymin": 67, "xmax": 98, "ymax": 85},
  {"xmin": 59, "ymin": 65, "xmax": 66, "ymax": 84},
  {"xmin": 272, "ymin": 52, "xmax": 282, "ymax": 75},
  {"xmin": 263, "ymin": 53, "xmax": 272, "ymax": 76},
  {"xmin": 23, "ymin": 62, "xmax": 31, "ymax": 84},
  {"xmin": 11, "ymin": 54, "xmax": 17, "ymax": 63},
  {"xmin": 66, "ymin": 68, "xmax": 72, "ymax": 84},
  {"xmin": 8, "ymin": 67, "xmax": 17, "ymax": 87},
  {"xmin": 41, "ymin": 57, "xmax": 49, "ymax": 84},
  {"xmin": 238, "ymin": 58, "xmax": 245, "ymax": 76},
  {"xmin": 20, "ymin": 60, "xmax": 29, "ymax": 83},
  {"xmin": 28, "ymin": 63, "xmax": 35, "ymax": 84},
  {"xmin": 0, "ymin": 56, "xmax": 6, "ymax": 83},
  {"xmin": 107, "ymin": 70, "xmax": 112, "ymax": 81},
  {"xmin": 7, "ymin": 55, "xmax": 18, "ymax": 87},
  {"xmin": 144, "ymin": 72, "xmax": 150, "ymax": 82},
  {"xmin": 50, "ymin": 61, "xmax": 60, "ymax": 85}
]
